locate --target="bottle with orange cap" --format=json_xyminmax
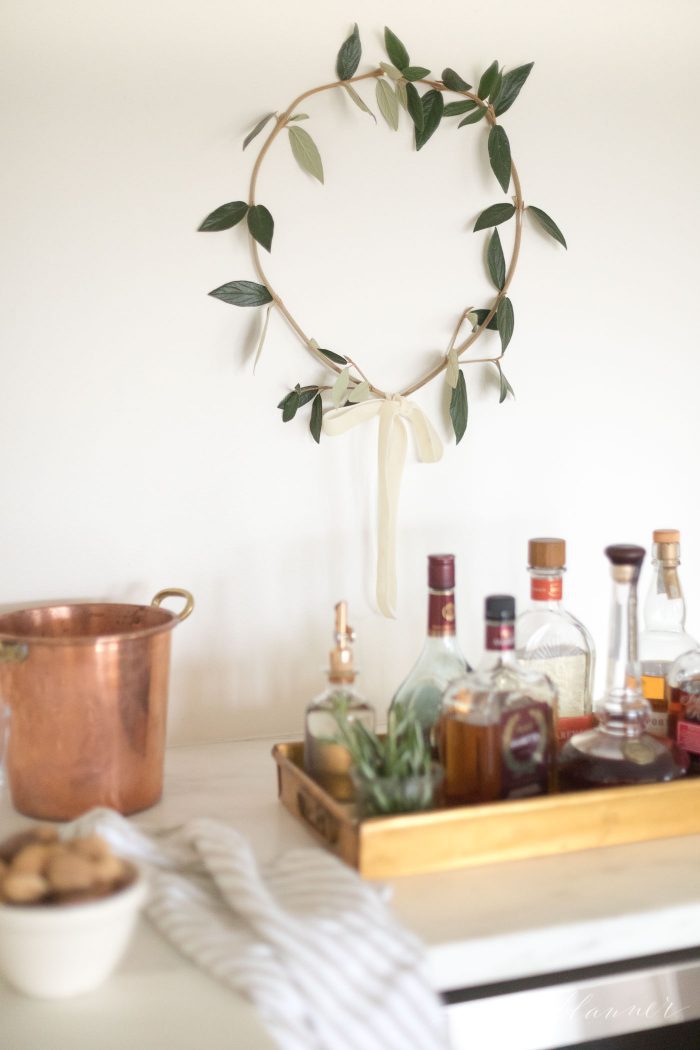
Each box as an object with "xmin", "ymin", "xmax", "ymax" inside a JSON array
[{"xmin": 639, "ymin": 529, "xmax": 697, "ymax": 738}]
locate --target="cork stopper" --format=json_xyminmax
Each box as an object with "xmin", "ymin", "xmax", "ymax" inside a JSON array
[
  {"xmin": 652, "ymin": 529, "xmax": 680, "ymax": 566},
  {"xmin": 653, "ymin": 529, "xmax": 680, "ymax": 543},
  {"xmin": 428, "ymin": 554, "xmax": 455, "ymax": 590},
  {"xmin": 605, "ymin": 544, "xmax": 645, "ymax": 567},
  {"xmin": 528, "ymin": 537, "xmax": 566, "ymax": 570},
  {"xmin": 328, "ymin": 601, "xmax": 355, "ymax": 681}
]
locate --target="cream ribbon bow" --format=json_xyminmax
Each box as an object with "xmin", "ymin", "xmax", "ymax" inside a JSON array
[{"xmin": 323, "ymin": 396, "xmax": 443, "ymax": 618}]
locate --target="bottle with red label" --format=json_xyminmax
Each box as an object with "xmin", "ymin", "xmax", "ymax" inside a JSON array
[
  {"xmin": 667, "ymin": 648, "xmax": 700, "ymax": 773},
  {"xmin": 437, "ymin": 594, "xmax": 558, "ymax": 805},
  {"xmin": 516, "ymin": 538, "xmax": 595, "ymax": 747}
]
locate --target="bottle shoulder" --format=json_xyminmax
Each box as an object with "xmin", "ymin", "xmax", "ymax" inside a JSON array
[
  {"xmin": 517, "ymin": 606, "xmax": 594, "ymax": 656},
  {"xmin": 639, "ymin": 629, "xmax": 698, "ymax": 664},
  {"xmin": 306, "ymin": 684, "xmax": 370, "ymax": 715}
]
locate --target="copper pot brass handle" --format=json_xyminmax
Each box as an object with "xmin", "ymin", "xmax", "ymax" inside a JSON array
[
  {"xmin": 151, "ymin": 589, "xmax": 195, "ymax": 623},
  {"xmin": 0, "ymin": 642, "xmax": 29, "ymax": 663}
]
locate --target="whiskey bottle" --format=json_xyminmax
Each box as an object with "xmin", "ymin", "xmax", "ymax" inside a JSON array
[
  {"xmin": 639, "ymin": 529, "xmax": 697, "ymax": 737},
  {"xmin": 304, "ymin": 602, "xmax": 375, "ymax": 801},
  {"xmin": 667, "ymin": 648, "xmax": 700, "ymax": 773},
  {"xmin": 388, "ymin": 554, "xmax": 469, "ymax": 738},
  {"xmin": 516, "ymin": 537, "xmax": 595, "ymax": 746},
  {"xmin": 438, "ymin": 595, "xmax": 557, "ymax": 805},
  {"xmin": 559, "ymin": 545, "xmax": 688, "ymax": 790}
]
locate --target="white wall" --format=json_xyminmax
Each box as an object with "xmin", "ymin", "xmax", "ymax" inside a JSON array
[{"xmin": 2, "ymin": 0, "xmax": 699, "ymax": 744}]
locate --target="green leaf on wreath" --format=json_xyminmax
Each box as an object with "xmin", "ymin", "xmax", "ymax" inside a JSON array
[
  {"xmin": 288, "ymin": 126, "xmax": 324, "ymax": 183},
  {"xmin": 247, "ymin": 204, "xmax": 274, "ymax": 252},
  {"xmin": 243, "ymin": 112, "xmax": 276, "ymax": 151},
  {"xmin": 403, "ymin": 66, "xmax": 430, "ymax": 81},
  {"xmin": 527, "ymin": 205, "xmax": 567, "ymax": 249},
  {"xmin": 493, "ymin": 361, "xmax": 515, "ymax": 403},
  {"xmin": 198, "ymin": 201, "xmax": 249, "ymax": 232},
  {"xmin": 347, "ymin": 380, "xmax": 370, "ymax": 403},
  {"xmin": 471, "ymin": 308, "xmax": 499, "ymax": 332},
  {"xmin": 286, "ymin": 113, "xmax": 309, "ymax": 122},
  {"xmin": 458, "ymin": 106, "xmax": 487, "ymax": 127},
  {"xmin": 209, "ymin": 280, "xmax": 272, "ymax": 307},
  {"xmin": 343, "ymin": 83, "xmax": 376, "ymax": 121},
  {"xmin": 336, "ymin": 23, "xmax": 362, "ymax": 81},
  {"xmin": 296, "ymin": 385, "xmax": 319, "ymax": 408},
  {"xmin": 489, "ymin": 71, "xmax": 503, "ymax": 104},
  {"xmin": 415, "ymin": 90, "xmax": 444, "ymax": 150},
  {"xmin": 497, "ymin": 297, "xmax": 514, "ymax": 353},
  {"xmin": 450, "ymin": 370, "xmax": 468, "ymax": 444},
  {"xmin": 474, "ymin": 203, "xmax": 515, "ymax": 232},
  {"xmin": 487, "ymin": 228, "xmax": 506, "ymax": 290},
  {"xmin": 442, "ymin": 68, "xmax": 471, "ymax": 92},
  {"xmin": 332, "ymin": 367, "xmax": 351, "ymax": 407},
  {"xmin": 405, "ymin": 82, "xmax": 424, "ymax": 132},
  {"xmin": 379, "ymin": 61, "xmax": 403, "ymax": 80},
  {"xmin": 395, "ymin": 79, "xmax": 408, "ymax": 112},
  {"xmin": 492, "ymin": 63, "xmax": 534, "ymax": 116},
  {"xmin": 384, "ymin": 26, "xmax": 410, "ymax": 71},
  {"xmin": 310, "ymin": 393, "xmax": 323, "ymax": 443},
  {"xmin": 488, "ymin": 125, "xmax": 511, "ymax": 193},
  {"xmin": 443, "ymin": 100, "xmax": 478, "ymax": 117},
  {"xmin": 318, "ymin": 347, "xmax": 348, "ymax": 365},
  {"xmin": 281, "ymin": 390, "xmax": 300, "ymax": 421},
  {"xmin": 376, "ymin": 78, "xmax": 399, "ymax": 130},
  {"xmin": 477, "ymin": 61, "xmax": 500, "ymax": 100}
]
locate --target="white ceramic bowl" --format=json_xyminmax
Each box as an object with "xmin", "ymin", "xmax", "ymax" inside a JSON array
[{"xmin": 0, "ymin": 866, "xmax": 147, "ymax": 998}]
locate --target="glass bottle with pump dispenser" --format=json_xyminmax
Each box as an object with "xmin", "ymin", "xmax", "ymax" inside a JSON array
[
  {"xmin": 639, "ymin": 529, "xmax": 697, "ymax": 737},
  {"xmin": 516, "ymin": 538, "xmax": 595, "ymax": 746},
  {"xmin": 304, "ymin": 601, "xmax": 374, "ymax": 801}
]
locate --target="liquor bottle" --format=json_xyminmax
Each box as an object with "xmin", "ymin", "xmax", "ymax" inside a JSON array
[
  {"xmin": 438, "ymin": 595, "xmax": 557, "ymax": 805},
  {"xmin": 559, "ymin": 545, "xmax": 688, "ymax": 789},
  {"xmin": 388, "ymin": 554, "xmax": 469, "ymax": 738},
  {"xmin": 640, "ymin": 529, "xmax": 697, "ymax": 737},
  {"xmin": 667, "ymin": 649, "xmax": 700, "ymax": 773},
  {"xmin": 516, "ymin": 537, "xmax": 595, "ymax": 746},
  {"xmin": 304, "ymin": 601, "xmax": 374, "ymax": 801}
]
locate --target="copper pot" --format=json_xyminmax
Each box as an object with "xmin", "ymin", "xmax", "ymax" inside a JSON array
[{"xmin": 0, "ymin": 589, "xmax": 194, "ymax": 820}]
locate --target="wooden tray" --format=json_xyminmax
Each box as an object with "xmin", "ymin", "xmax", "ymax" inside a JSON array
[{"xmin": 273, "ymin": 741, "xmax": 700, "ymax": 878}]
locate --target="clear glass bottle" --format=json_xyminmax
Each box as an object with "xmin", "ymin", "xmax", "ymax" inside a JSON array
[
  {"xmin": 516, "ymin": 537, "xmax": 595, "ymax": 746},
  {"xmin": 388, "ymin": 554, "xmax": 469, "ymax": 738},
  {"xmin": 438, "ymin": 595, "xmax": 557, "ymax": 805},
  {"xmin": 559, "ymin": 545, "xmax": 689, "ymax": 789},
  {"xmin": 304, "ymin": 601, "xmax": 374, "ymax": 801},
  {"xmin": 640, "ymin": 529, "xmax": 697, "ymax": 737},
  {"xmin": 667, "ymin": 648, "xmax": 700, "ymax": 773}
]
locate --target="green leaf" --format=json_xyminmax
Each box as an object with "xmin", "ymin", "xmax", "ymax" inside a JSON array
[
  {"xmin": 493, "ymin": 62, "xmax": 534, "ymax": 116},
  {"xmin": 446, "ymin": 348, "xmax": 460, "ymax": 389},
  {"xmin": 415, "ymin": 89, "xmax": 443, "ymax": 150},
  {"xmin": 317, "ymin": 347, "xmax": 348, "ymax": 365},
  {"xmin": 288, "ymin": 126, "xmax": 324, "ymax": 183},
  {"xmin": 198, "ymin": 201, "xmax": 248, "ymax": 232},
  {"xmin": 343, "ymin": 83, "xmax": 376, "ymax": 121},
  {"xmin": 443, "ymin": 100, "xmax": 478, "ymax": 117},
  {"xmin": 488, "ymin": 125, "xmax": 511, "ymax": 193},
  {"xmin": 527, "ymin": 205, "xmax": 567, "ymax": 249},
  {"xmin": 395, "ymin": 79, "xmax": 408, "ymax": 112},
  {"xmin": 473, "ymin": 202, "xmax": 515, "ymax": 232},
  {"xmin": 247, "ymin": 204, "xmax": 274, "ymax": 252},
  {"xmin": 487, "ymin": 228, "xmax": 506, "ymax": 290},
  {"xmin": 376, "ymin": 78, "xmax": 399, "ymax": 130},
  {"xmin": 489, "ymin": 70, "xmax": 503, "ymax": 104},
  {"xmin": 477, "ymin": 60, "xmax": 500, "ymax": 100},
  {"xmin": 286, "ymin": 113, "xmax": 309, "ymax": 122},
  {"xmin": 253, "ymin": 304, "xmax": 272, "ymax": 373},
  {"xmin": 336, "ymin": 23, "xmax": 362, "ymax": 81},
  {"xmin": 403, "ymin": 66, "xmax": 430, "ymax": 81},
  {"xmin": 296, "ymin": 385, "xmax": 318, "ymax": 408},
  {"xmin": 384, "ymin": 26, "xmax": 410, "ymax": 71},
  {"xmin": 331, "ymin": 367, "xmax": 350, "ymax": 407},
  {"xmin": 442, "ymin": 68, "xmax": 471, "ymax": 92},
  {"xmin": 348, "ymin": 380, "xmax": 370, "ymax": 403},
  {"xmin": 493, "ymin": 361, "xmax": 515, "ymax": 403},
  {"xmin": 379, "ymin": 61, "xmax": 403, "ymax": 81},
  {"xmin": 458, "ymin": 106, "xmax": 487, "ymax": 127},
  {"xmin": 497, "ymin": 297, "xmax": 514, "ymax": 352},
  {"xmin": 282, "ymin": 390, "xmax": 300, "ymax": 422},
  {"xmin": 310, "ymin": 393, "xmax": 323, "ymax": 443},
  {"xmin": 209, "ymin": 280, "xmax": 272, "ymax": 307},
  {"xmin": 243, "ymin": 112, "xmax": 276, "ymax": 151},
  {"xmin": 471, "ymin": 308, "xmax": 499, "ymax": 332},
  {"xmin": 450, "ymin": 370, "xmax": 468, "ymax": 444},
  {"xmin": 405, "ymin": 82, "xmax": 424, "ymax": 132}
]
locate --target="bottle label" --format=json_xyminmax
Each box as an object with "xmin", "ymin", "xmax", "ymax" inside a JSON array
[
  {"xmin": 531, "ymin": 577, "xmax": 563, "ymax": 601},
  {"xmin": 501, "ymin": 700, "xmax": 553, "ymax": 797},
  {"xmin": 428, "ymin": 592, "xmax": 456, "ymax": 636},
  {"xmin": 678, "ymin": 719, "xmax": 700, "ymax": 755},
  {"xmin": 557, "ymin": 714, "xmax": 595, "ymax": 746},
  {"xmin": 641, "ymin": 674, "xmax": 666, "ymax": 701},
  {"xmin": 486, "ymin": 623, "xmax": 515, "ymax": 651},
  {"xmin": 647, "ymin": 710, "xmax": 669, "ymax": 736}
]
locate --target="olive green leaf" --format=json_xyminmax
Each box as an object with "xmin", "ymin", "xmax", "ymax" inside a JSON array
[
  {"xmin": 247, "ymin": 204, "xmax": 274, "ymax": 252},
  {"xmin": 380, "ymin": 61, "xmax": 403, "ymax": 80},
  {"xmin": 343, "ymin": 83, "xmax": 376, "ymax": 121},
  {"xmin": 471, "ymin": 308, "xmax": 499, "ymax": 332},
  {"xmin": 336, "ymin": 23, "xmax": 362, "ymax": 81},
  {"xmin": 209, "ymin": 280, "xmax": 272, "ymax": 307},
  {"xmin": 332, "ymin": 367, "xmax": 351, "ymax": 407},
  {"xmin": 310, "ymin": 393, "xmax": 323, "ymax": 443},
  {"xmin": 347, "ymin": 379, "xmax": 370, "ymax": 403},
  {"xmin": 281, "ymin": 390, "xmax": 300, "ymax": 422},
  {"xmin": 450, "ymin": 369, "xmax": 468, "ymax": 444},
  {"xmin": 477, "ymin": 60, "xmax": 500, "ymax": 100},
  {"xmin": 286, "ymin": 113, "xmax": 309, "ymax": 122},
  {"xmin": 405, "ymin": 82, "xmax": 424, "ymax": 132},
  {"xmin": 442, "ymin": 68, "xmax": 471, "ymax": 92},
  {"xmin": 243, "ymin": 112, "xmax": 276, "ymax": 151},
  {"xmin": 489, "ymin": 71, "xmax": 503, "ymax": 104},
  {"xmin": 318, "ymin": 347, "xmax": 348, "ymax": 365},
  {"xmin": 443, "ymin": 100, "xmax": 478, "ymax": 117},
  {"xmin": 492, "ymin": 62, "xmax": 534, "ymax": 116},
  {"xmin": 296, "ymin": 384, "xmax": 319, "ymax": 408},
  {"xmin": 487, "ymin": 228, "xmax": 506, "ymax": 290},
  {"xmin": 288, "ymin": 126, "xmax": 324, "ymax": 183},
  {"xmin": 527, "ymin": 205, "xmax": 567, "ymax": 249},
  {"xmin": 496, "ymin": 296, "xmax": 514, "ymax": 352},
  {"xmin": 198, "ymin": 201, "xmax": 249, "ymax": 232},
  {"xmin": 253, "ymin": 305, "xmax": 272, "ymax": 373},
  {"xmin": 415, "ymin": 89, "xmax": 444, "ymax": 150},
  {"xmin": 395, "ymin": 79, "xmax": 408, "ymax": 112},
  {"xmin": 403, "ymin": 66, "xmax": 430, "ymax": 81},
  {"xmin": 446, "ymin": 348, "xmax": 460, "ymax": 389},
  {"xmin": 493, "ymin": 361, "xmax": 515, "ymax": 402},
  {"xmin": 473, "ymin": 202, "xmax": 515, "ymax": 232},
  {"xmin": 376, "ymin": 78, "xmax": 399, "ymax": 130},
  {"xmin": 488, "ymin": 125, "xmax": 511, "ymax": 193},
  {"xmin": 458, "ymin": 106, "xmax": 487, "ymax": 127},
  {"xmin": 384, "ymin": 26, "xmax": 410, "ymax": 71}
]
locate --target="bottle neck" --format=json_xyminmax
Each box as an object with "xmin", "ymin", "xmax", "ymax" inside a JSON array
[
  {"xmin": 644, "ymin": 554, "xmax": 686, "ymax": 632},
  {"xmin": 428, "ymin": 588, "xmax": 456, "ymax": 638},
  {"xmin": 484, "ymin": 619, "xmax": 517, "ymax": 664},
  {"xmin": 601, "ymin": 574, "xmax": 648, "ymax": 736},
  {"xmin": 529, "ymin": 568, "xmax": 564, "ymax": 607}
]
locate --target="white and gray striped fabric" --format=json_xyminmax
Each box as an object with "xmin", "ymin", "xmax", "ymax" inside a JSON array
[{"xmin": 68, "ymin": 809, "xmax": 450, "ymax": 1050}]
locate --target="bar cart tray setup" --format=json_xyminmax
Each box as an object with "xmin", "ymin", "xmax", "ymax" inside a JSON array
[{"xmin": 273, "ymin": 741, "xmax": 700, "ymax": 879}]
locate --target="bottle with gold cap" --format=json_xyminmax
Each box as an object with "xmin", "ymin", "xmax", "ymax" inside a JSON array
[
  {"xmin": 516, "ymin": 538, "xmax": 595, "ymax": 747},
  {"xmin": 303, "ymin": 601, "xmax": 375, "ymax": 801},
  {"xmin": 639, "ymin": 529, "xmax": 697, "ymax": 737}
]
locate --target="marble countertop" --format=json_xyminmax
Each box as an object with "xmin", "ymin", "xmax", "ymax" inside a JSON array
[{"xmin": 3, "ymin": 737, "xmax": 700, "ymax": 1048}]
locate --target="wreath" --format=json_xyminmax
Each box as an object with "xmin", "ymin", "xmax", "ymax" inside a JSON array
[{"xmin": 199, "ymin": 25, "xmax": 566, "ymax": 616}]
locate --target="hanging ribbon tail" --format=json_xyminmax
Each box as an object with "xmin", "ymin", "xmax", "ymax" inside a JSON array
[{"xmin": 399, "ymin": 398, "xmax": 443, "ymax": 464}]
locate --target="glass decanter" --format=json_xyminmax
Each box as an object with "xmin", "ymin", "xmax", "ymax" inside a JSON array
[{"xmin": 559, "ymin": 545, "xmax": 689, "ymax": 790}]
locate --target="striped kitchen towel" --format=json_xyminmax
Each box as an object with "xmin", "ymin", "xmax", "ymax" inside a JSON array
[{"xmin": 68, "ymin": 809, "xmax": 450, "ymax": 1050}]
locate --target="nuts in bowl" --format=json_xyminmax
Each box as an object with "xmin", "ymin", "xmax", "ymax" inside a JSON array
[{"xmin": 0, "ymin": 826, "xmax": 147, "ymax": 998}]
